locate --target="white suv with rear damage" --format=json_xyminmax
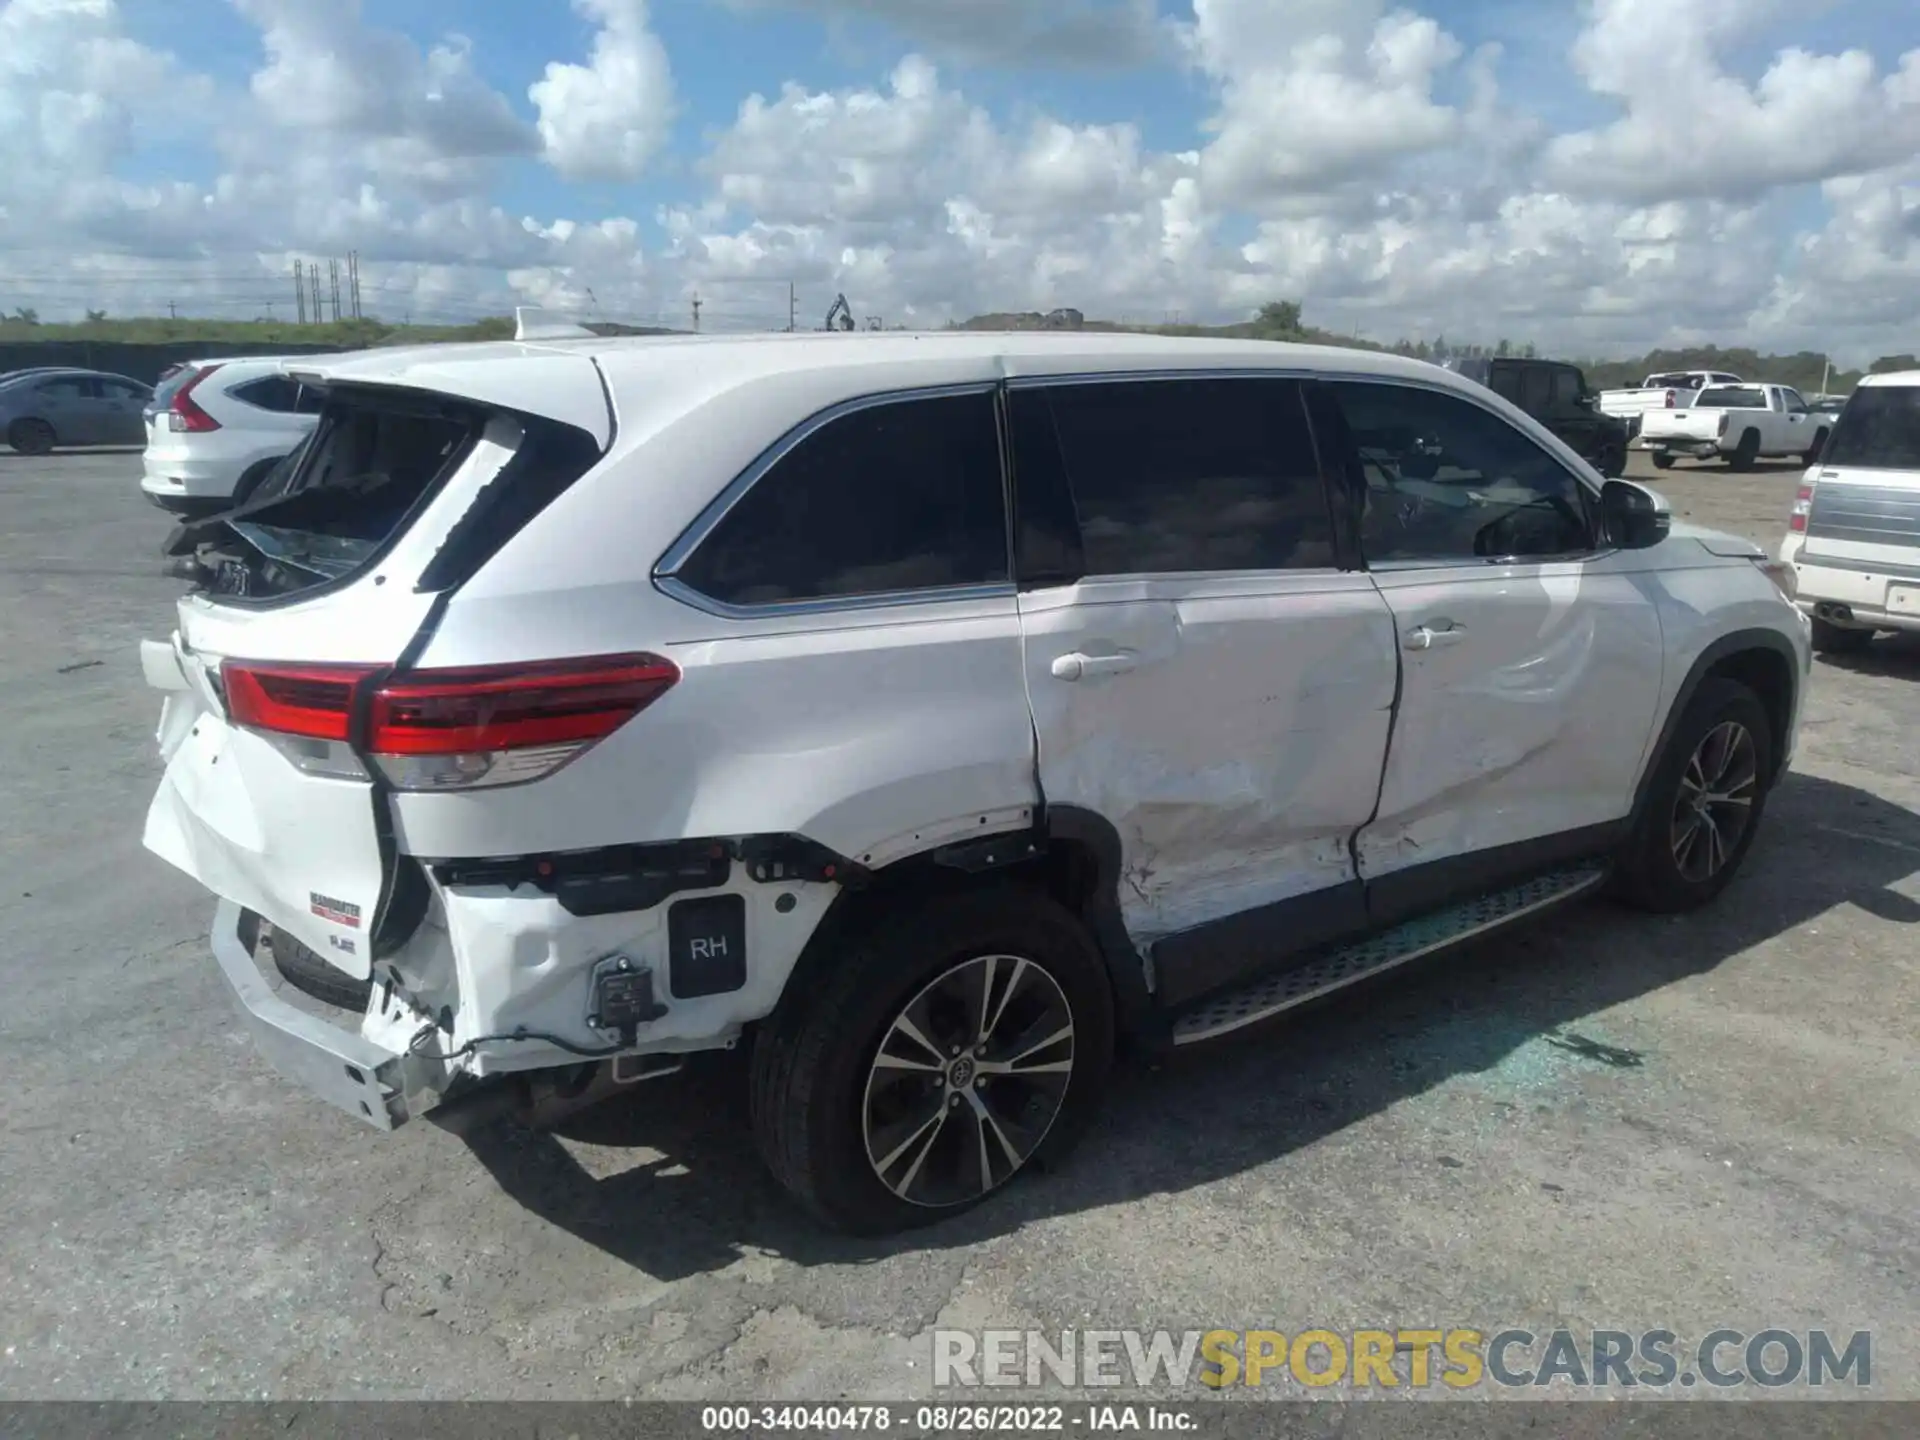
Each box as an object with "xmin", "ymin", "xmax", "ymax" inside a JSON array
[
  {"xmin": 141, "ymin": 332, "xmax": 1811, "ymax": 1234},
  {"xmin": 1780, "ymin": 372, "xmax": 1920, "ymax": 653}
]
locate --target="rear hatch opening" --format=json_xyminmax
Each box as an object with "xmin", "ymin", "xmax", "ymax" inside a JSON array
[{"xmin": 163, "ymin": 385, "xmax": 483, "ymax": 600}]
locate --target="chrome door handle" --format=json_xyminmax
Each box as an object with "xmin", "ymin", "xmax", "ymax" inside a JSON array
[
  {"xmin": 1404, "ymin": 624, "xmax": 1465, "ymax": 651},
  {"xmin": 1051, "ymin": 651, "xmax": 1137, "ymax": 681}
]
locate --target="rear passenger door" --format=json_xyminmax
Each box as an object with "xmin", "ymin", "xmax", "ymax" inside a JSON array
[
  {"xmin": 1007, "ymin": 375, "xmax": 1400, "ymax": 1005},
  {"xmin": 1320, "ymin": 379, "xmax": 1664, "ymax": 924}
]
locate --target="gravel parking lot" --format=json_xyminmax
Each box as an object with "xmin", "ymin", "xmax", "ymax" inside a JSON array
[{"xmin": 1, "ymin": 448, "xmax": 1915, "ymax": 1402}]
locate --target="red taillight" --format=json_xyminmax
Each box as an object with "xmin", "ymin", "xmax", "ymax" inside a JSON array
[
  {"xmin": 369, "ymin": 656, "xmax": 678, "ymax": 754},
  {"xmin": 169, "ymin": 363, "xmax": 224, "ymax": 433},
  {"xmin": 224, "ymin": 661, "xmax": 375, "ymax": 741},
  {"xmin": 221, "ymin": 654, "xmax": 679, "ymax": 789},
  {"xmin": 1790, "ymin": 482, "xmax": 1814, "ymax": 533}
]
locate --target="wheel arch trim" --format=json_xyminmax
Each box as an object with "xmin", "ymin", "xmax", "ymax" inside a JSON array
[{"xmin": 1630, "ymin": 626, "xmax": 1801, "ymax": 830}]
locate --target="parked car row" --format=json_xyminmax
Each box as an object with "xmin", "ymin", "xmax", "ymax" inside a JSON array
[
  {"xmin": 1598, "ymin": 370, "xmax": 1747, "ymax": 434},
  {"xmin": 138, "ymin": 325, "xmax": 1814, "ymax": 1234},
  {"xmin": 1642, "ymin": 382, "xmax": 1833, "ymax": 471}
]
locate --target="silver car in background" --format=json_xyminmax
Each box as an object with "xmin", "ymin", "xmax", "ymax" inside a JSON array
[{"xmin": 1, "ymin": 368, "xmax": 153, "ymax": 454}]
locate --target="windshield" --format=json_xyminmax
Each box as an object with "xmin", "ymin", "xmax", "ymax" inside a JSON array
[
  {"xmin": 1697, "ymin": 387, "xmax": 1767, "ymax": 408},
  {"xmin": 1822, "ymin": 386, "xmax": 1920, "ymax": 470}
]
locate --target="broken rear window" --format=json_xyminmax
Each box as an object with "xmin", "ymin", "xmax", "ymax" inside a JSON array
[{"xmin": 186, "ymin": 396, "xmax": 479, "ymax": 600}]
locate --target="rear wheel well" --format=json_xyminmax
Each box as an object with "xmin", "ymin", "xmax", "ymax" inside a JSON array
[
  {"xmin": 1704, "ymin": 646, "xmax": 1793, "ymax": 781},
  {"xmin": 770, "ymin": 834, "xmax": 1120, "ymax": 1026}
]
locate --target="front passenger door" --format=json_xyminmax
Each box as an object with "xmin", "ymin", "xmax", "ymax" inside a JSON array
[{"xmin": 1324, "ymin": 379, "xmax": 1665, "ymax": 925}]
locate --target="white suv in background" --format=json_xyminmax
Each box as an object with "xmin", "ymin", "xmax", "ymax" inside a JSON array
[
  {"xmin": 1780, "ymin": 371, "xmax": 1920, "ymax": 654},
  {"xmin": 140, "ymin": 357, "xmax": 323, "ymax": 517},
  {"xmin": 140, "ymin": 332, "xmax": 1810, "ymax": 1235}
]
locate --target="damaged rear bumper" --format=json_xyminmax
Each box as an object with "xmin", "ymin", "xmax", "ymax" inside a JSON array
[{"xmin": 211, "ymin": 899, "xmax": 447, "ymax": 1132}]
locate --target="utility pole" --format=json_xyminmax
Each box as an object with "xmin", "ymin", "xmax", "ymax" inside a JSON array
[
  {"xmin": 329, "ymin": 259, "xmax": 341, "ymax": 322},
  {"xmin": 309, "ymin": 263, "xmax": 322, "ymax": 325},
  {"xmin": 692, "ymin": 293, "xmax": 702, "ymax": 333},
  {"xmin": 788, "ymin": 282, "xmax": 797, "ymax": 333},
  {"xmin": 293, "ymin": 259, "xmax": 306, "ymax": 324},
  {"xmin": 348, "ymin": 251, "xmax": 362, "ymax": 320}
]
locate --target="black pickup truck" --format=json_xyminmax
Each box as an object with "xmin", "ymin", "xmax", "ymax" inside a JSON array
[{"xmin": 1444, "ymin": 356, "xmax": 1630, "ymax": 478}]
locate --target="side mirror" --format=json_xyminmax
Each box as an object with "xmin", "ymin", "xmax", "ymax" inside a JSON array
[{"xmin": 1602, "ymin": 479, "xmax": 1669, "ymax": 550}]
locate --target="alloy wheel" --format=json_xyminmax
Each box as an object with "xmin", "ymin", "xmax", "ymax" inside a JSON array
[
  {"xmin": 1669, "ymin": 719, "xmax": 1758, "ymax": 884},
  {"xmin": 861, "ymin": 953, "xmax": 1075, "ymax": 1208}
]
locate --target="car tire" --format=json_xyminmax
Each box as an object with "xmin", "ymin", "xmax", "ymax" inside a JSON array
[
  {"xmin": 1728, "ymin": 430, "xmax": 1760, "ymax": 472},
  {"xmin": 1811, "ymin": 617, "xmax": 1873, "ymax": 655},
  {"xmin": 1651, "ymin": 452, "xmax": 1673, "ymax": 470},
  {"xmin": 1614, "ymin": 678, "xmax": 1774, "ymax": 915},
  {"xmin": 749, "ymin": 885, "xmax": 1115, "ymax": 1235},
  {"xmin": 268, "ymin": 926, "xmax": 374, "ymax": 1012},
  {"xmin": 8, "ymin": 418, "xmax": 55, "ymax": 456}
]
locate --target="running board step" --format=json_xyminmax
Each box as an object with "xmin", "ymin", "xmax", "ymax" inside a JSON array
[{"xmin": 1170, "ymin": 864, "xmax": 1610, "ymax": 1046}]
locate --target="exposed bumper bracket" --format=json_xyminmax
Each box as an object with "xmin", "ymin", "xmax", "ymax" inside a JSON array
[{"xmin": 211, "ymin": 900, "xmax": 445, "ymax": 1131}]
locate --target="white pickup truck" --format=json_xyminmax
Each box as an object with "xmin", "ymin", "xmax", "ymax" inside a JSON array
[
  {"xmin": 1640, "ymin": 382, "xmax": 1832, "ymax": 471},
  {"xmin": 1599, "ymin": 370, "xmax": 1745, "ymax": 436}
]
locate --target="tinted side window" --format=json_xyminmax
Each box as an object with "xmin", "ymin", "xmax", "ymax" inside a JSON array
[
  {"xmin": 676, "ymin": 390, "xmax": 1008, "ymax": 607},
  {"xmin": 103, "ymin": 379, "xmax": 149, "ymax": 400},
  {"xmin": 37, "ymin": 379, "xmax": 87, "ymax": 400},
  {"xmin": 1332, "ymin": 382, "xmax": 1594, "ymax": 564},
  {"xmin": 1031, "ymin": 377, "xmax": 1334, "ymax": 575},
  {"xmin": 1487, "ymin": 364, "xmax": 1523, "ymax": 403},
  {"xmin": 1551, "ymin": 367, "xmax": 1583, "ymax": 409},
  {"xmin": 233, "ymin": 375, "xmax": 300, "ymax": 412},
  {"xmin": 1823, "ymin": 386, "xmax": 1920, "ymax": 470},
  {"xmin": 293, "ymin": 384, "xmax": 326, "ymax": 415}
]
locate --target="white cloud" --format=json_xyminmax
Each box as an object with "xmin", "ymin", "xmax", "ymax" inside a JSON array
[
  {"xmin": 237, "ymin": 0, "xmax": 534, "ymax": 168},
  {"xmin": 1184, "ymin": 0, "xmax": 1470, "ymax": 208},
  {"xmin": 675, "ymin": 56, "xmax": 1206, "ymax": 326},
  {"xmin": 530, "ymin": 0, "xmax": 676, "ymax": 182},
  {"xmin": 0, "ymin": 0, "xmax": 215, "ymax": 249},
  {"xmin": 1547, "ymin": 0, "xmax": 1920, "ymax": 202},
  {"xmin": 6, "ymin": 0, "xmax": 1920, "ymax": 362}
]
